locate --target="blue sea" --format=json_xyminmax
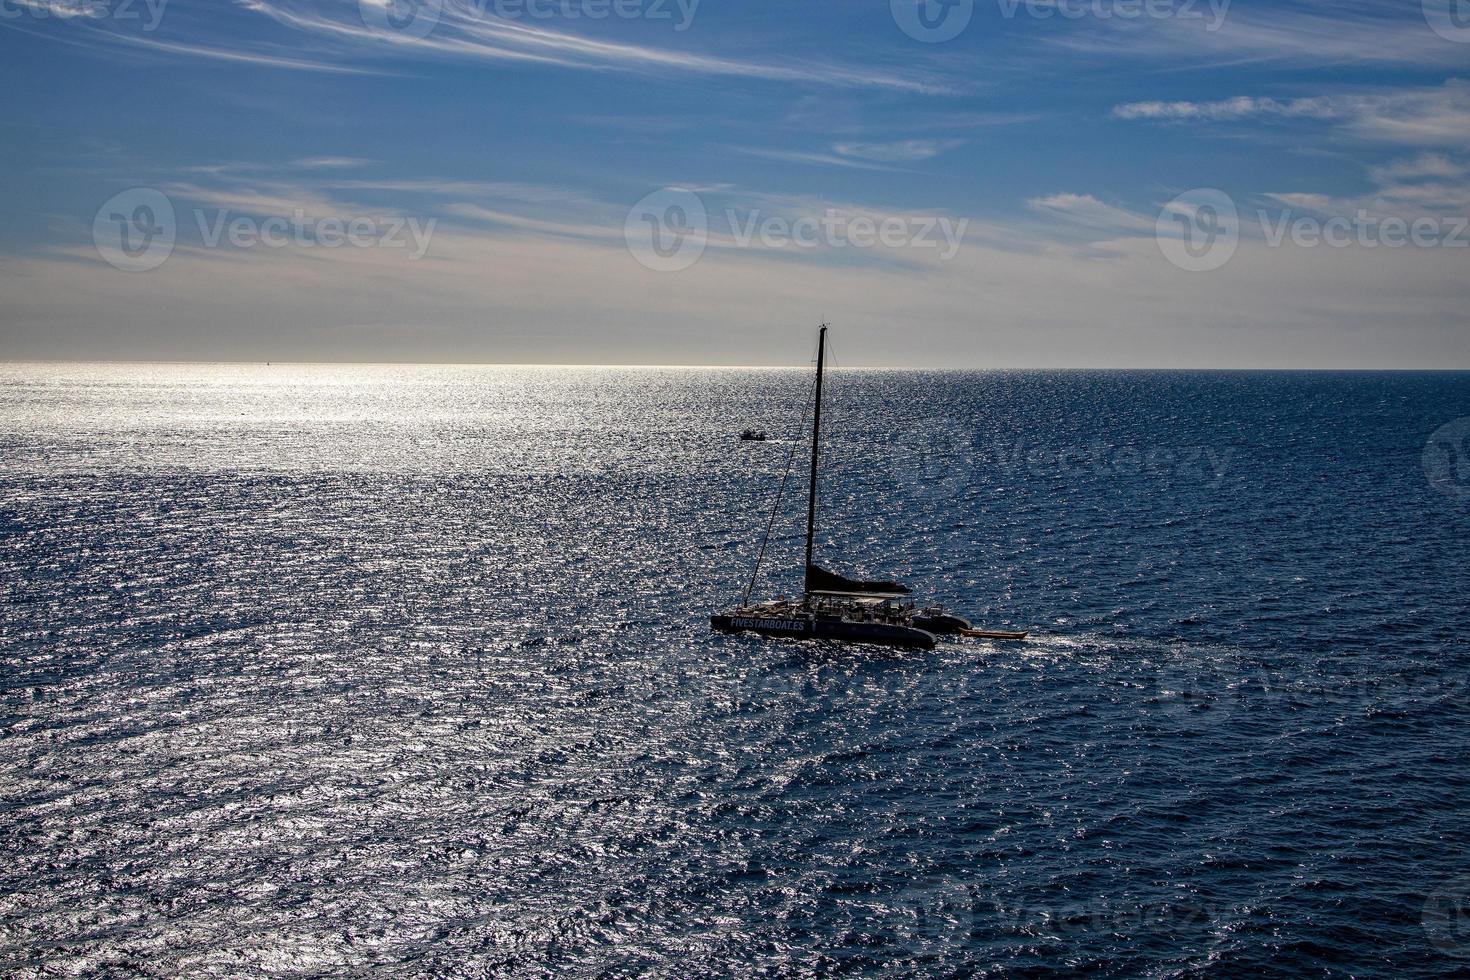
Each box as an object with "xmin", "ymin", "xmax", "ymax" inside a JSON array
[{"xmin": 2, "ymin": 363, "xmax": 1469, "ymax": 977}]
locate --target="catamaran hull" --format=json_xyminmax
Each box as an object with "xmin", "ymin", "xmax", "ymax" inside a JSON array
[
  {"xmin": 912, "ymin": 613, "xmax": 971, "ymax": 635},
  {"xmin": 710, "ymin": 614, "xmax": 937, "ymax": 650}
]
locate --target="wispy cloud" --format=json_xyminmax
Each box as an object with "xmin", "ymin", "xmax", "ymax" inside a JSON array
[
  {"xmin": 5, "ymin": 0, "xmax": 100, "ymax": 18},
  {"xmin": 1027, "ymin": 193, "xmax": 1155, "ymax": 233},
  {"xmin": 235, "ymin": 0, "xmax": 949, "ymax": 92},
  {"xmin": 15, "ymin": 0, "xmax": 948, "ymax": 91},
  {"xmin": 161, "ymin": 182, "xmax": 352, "ymax": 220},
  {"xmin": 1113, "ymin": 82, "xmax": 1470, "ymax": 149},
  {"xmin": 1267, "ymin": 152, "xmax": 1470, "ymax": 220},
  {"xmin": 831, "ymin": 139, "xmax": 965, "ymax": 163},
  {"xmin": 441, "ymin": 203, "xmax": 621, "ymax": 241},
  {"xmin": 292, "ymin": 156, "xmax": 376, "ymax": 169},
  {"xmin": 1050, "ymin": 0, "xmax": 1469, "ymax": 68},
  {"xmin": 16, "ymin": 186, "xmax": 1466, "ymax": 367},
  {"xmin": 97, "ymin": 26, "xmax": 384, "ymax": 74},
  {"xmin": 1369, "ymin": 153, "xmax": 1467, "ymax": 182},
  {"xmin": 1112, "ymin": 96, "xmax": 1340, "ymax": 122},
  {"xmin": 158, "ymin": 173, "xmax": 613, "ymax": 234},
  {"xmin": 727, "ymin": 147, "xmax": 901, "ymax": 171}
]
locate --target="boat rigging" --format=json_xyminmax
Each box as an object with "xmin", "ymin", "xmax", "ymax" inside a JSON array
[{"xmin": 711, "ymin": 324, "xmax": 1027, "ymax": 649}]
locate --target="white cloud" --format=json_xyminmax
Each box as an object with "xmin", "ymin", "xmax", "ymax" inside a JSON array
[
  {"xmin": 1266, "ymin": 151, "xmax": 1470, "ymax": 221},
  {"xmin": 7, "ymin": 203, "xmax": 1466, "ymax": 368},
  {"xmin": 20, "ymin": 0, "xmax": 948, "ymax": 91},
  {"xmin": 231, "ymin": 0, "xmax": 949, "ymax": 92},
  {"xmin": 1112, "ymin": 96, "xmax": 1340, "ymax": 122},
  {"xmin": 100, "ymin": 29, "xmax": 383, "ymax": 74},
  {"xmin": 1051, "ymin": 1, "xmax": 1468, "ymax": 68},
  {"xmin": 726, "ymin": 147, "xmax": 899, "ymax": 171},
  {"xmin": 292, "ymin": 157, "xmax": 376, "ymax": 169},
  {"xmin": 5, "ymin": 0, "xmax": 100, "ymax": 18},
  {"xmin": 1369, "ymin": 154, "xmax": 1467, "ymax": 182},
  {"xmin": 1113, "ymin": 82, "xmax": 1470, "ymax": 150},
  {"xmin": 1027, "ymin": 193, "xmax": 1155, "ymax": 233},
  {"xmin": 830, "ymin": 140, "xmax": 965, "ymax": 163},
  {"xmin": 14, "ymin": 167, "xmax": 1465, "ymax": 368}
]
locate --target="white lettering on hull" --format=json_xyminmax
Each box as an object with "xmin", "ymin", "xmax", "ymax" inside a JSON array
[{"xmin": 730, "ymin": 617, "xmax": 807, "ymax": 631}]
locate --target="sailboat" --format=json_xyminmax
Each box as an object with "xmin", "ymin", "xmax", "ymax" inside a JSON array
[{"xmin": 711, "ymin": 325, "xmax": 1027, "ymax": 650}]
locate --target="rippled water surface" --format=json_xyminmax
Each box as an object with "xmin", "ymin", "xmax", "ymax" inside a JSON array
[{"xmin": 2, "ymin": 363, "xmax": 1469, "ymax": 977}]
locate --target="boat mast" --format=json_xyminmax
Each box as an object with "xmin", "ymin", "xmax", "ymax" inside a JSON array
[{"xmin": 804, "ymin": 324, "xmax": 827, "ymax": 592}]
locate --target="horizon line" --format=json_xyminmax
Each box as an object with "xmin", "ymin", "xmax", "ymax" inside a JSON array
[{"xmin": 3, "ymin": 359, "xmax": 1470, "ymax": 373}]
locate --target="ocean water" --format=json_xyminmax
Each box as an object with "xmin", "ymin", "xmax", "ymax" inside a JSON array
[{"xmin": 1, "ymin": 363, "xmax": 1468, "ymax": 977}]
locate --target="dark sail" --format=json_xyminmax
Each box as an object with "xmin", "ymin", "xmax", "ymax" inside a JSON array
[{"xmin": 805, "ymin": 564, "xmax": 911, "ymax": 596}]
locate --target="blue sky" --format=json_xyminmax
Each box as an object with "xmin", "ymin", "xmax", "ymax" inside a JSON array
[{"xmin": 1, "ymin": 0, "xmax": 1468, "ymax": 365}]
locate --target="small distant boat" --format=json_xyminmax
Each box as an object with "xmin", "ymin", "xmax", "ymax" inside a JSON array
[
  {"xmin": 739, "ymin": 429, "xmax": 769, "ymax": 441},
  {"xmin": 712, "ymin": 324, "xmax": 1027, "ymax": 650}
]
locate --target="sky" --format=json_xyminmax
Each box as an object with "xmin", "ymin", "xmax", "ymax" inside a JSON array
[{"xmin": 0, "ymin": 0, "xmax": 1468, "ymax": 367}]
